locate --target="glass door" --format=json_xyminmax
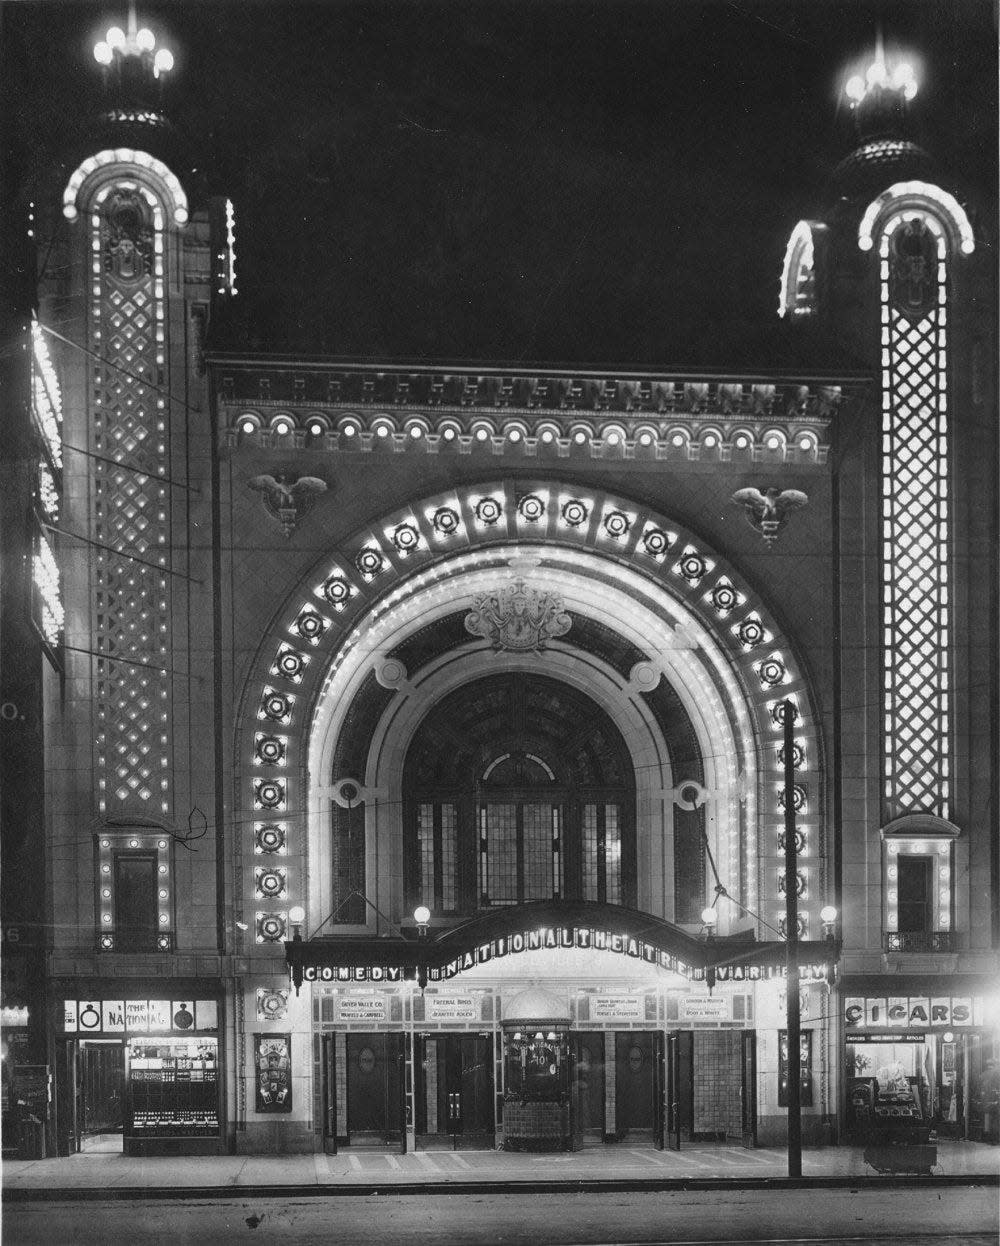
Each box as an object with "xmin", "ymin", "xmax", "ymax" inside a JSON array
[
  {"xmin": 345, "ymin": 1033, "xmax": 404, "ymax": 1149},
  {"xmin": 415, "ymin": 1034, "xmax": 494, "ymax": 1149}
]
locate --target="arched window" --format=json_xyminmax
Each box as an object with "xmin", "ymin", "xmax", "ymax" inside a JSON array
[{"xmin": 403, "ymin": 673, "xmax": 635, "ymax": 915}]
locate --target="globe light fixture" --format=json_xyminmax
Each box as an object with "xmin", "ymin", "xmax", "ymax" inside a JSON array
[
  {"xmin": 413, "ymin": 905, "xmax": 431, "ymax": 931},
  {"xmin": 844, "ymin": 51, "xmax": 919, "ymax": 109},
  {"xmin": 93, "ymin": 13, "xmax": 173, "ymax": 79}
]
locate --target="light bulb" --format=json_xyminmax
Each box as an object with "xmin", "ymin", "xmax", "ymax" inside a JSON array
[
  {"xmin": 845, "ymin": 75, "xmax": 865, "ymax": 102},
  {"xmin": 106, "ymin": 26, "xmax": 126, "ymax": 49},
  {"xmin": 154, "ymin": 48, "xmax": 174, "ymax": 75},
  {"xmin": 136, "ymin": 28, "xmax": 155, "ymax": 51},
  {"xmin": 288, "ymin": 905, "xmax": 305, "ymax": 924},
  {"xmin": 413, "ymin": 905, "xmax": 431, "ymax": 925},
  {"xmin": 700, "ymin": 906, "xmax": 717, "ymax": 926},
  {"xmin": 820, "ymin": 905, "xmax": 838, "ymax": 924},
  {"xmin": 94, "ymin": 41, "xmax": 113, "ymax": 65}
]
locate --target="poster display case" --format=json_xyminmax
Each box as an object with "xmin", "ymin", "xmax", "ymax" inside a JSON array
[{"xmin": 126, "ymin": 1035, "xmax": 221, "ymax": 1155}]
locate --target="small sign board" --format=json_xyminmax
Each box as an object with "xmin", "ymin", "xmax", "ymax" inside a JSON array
[
  {"xmin": 426, "ymin": 995, "xmax": 479, "ymax": 1022},
  {"xmin": 591, "ymin": 993, "xmax": 644, "ymax": 1022},
  {"xmin": 335, "ymin": 994, "xmax": 387, "ymax": 1024},
  {"xmin": 679, "ymin": 995, "xmax": 730, "ymax": 1022}
]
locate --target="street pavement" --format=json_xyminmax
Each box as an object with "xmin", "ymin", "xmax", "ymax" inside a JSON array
[
  {"xmin": 3, "ymin": 1185, "xmax": 999, "ymax": 1246},
  {"xmin": 3, "ymin": 1139, "xmax": 998, "ymax": 1199}
]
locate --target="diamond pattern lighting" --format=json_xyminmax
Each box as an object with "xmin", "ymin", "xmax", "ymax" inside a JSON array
[
  {"xmin": 89, "ymin": 180, "xmax": 171, "ymax": 816},
  {"xmin": 880, "ymin": 212, "xmax": 950, "ymax": 819}
]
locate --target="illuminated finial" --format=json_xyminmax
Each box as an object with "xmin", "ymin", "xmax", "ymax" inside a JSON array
[
  {"xmin": 844, "ymin": 49, "xmax": 918, "ymax": 110},
  {"xmin": 93, "ymin": 6, "xmax": 173, "ymax": 78}
]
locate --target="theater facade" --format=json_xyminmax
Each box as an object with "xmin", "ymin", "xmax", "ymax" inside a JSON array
[{"xmin": 17, "ymin": 21, "xmax": 998, "ymax": 1159}]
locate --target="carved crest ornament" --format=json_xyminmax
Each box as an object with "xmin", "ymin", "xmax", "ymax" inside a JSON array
[
  {"xmin": 248, "ymin": 474, "xmax": 328, "ymax": 536},
  {"xmin": 730, "ymin": 486, "xmax": 809, "ymax": 547},
  {"xmin": 464, "ymin": 579, "xmax": 572, "ymax": 653}
]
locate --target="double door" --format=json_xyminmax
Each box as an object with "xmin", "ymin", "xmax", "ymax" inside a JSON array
[{"xmin": 415, "ymin": 1033, "xmax": 495, "ymax": 1149}]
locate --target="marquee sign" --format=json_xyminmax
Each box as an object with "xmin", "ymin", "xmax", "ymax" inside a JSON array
[{"xmin": 291, "ymin": 924, "xmax": 836, "ymax": 987}]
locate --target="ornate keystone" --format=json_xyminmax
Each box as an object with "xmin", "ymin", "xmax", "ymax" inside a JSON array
[{"xmin": 465, "ymin": 579, "xmax": 572, "ymax": 653}]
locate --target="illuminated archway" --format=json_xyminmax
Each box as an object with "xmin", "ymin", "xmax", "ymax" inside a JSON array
[{"xmin": 238, "ymin": 479, "xmax": 825, "ymax": 950}]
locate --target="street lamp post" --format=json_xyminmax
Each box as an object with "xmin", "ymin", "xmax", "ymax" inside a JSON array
[
  {"xmin": 782, "ymin": 699, "xmax": 802, "ymax": 1178},
  {"xmin": 413, "ymin": 905, "xmax": 431, "ymax": 989}
]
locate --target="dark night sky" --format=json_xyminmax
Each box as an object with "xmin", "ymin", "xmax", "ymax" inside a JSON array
[{"xmin": 3, "ymin": 0, "xmax": 996, "ymax": 367}]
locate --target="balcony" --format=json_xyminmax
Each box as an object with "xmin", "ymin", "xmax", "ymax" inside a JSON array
[{"xmin": 883, "ymin": 931, "xmax": 957, "ymax": 953}]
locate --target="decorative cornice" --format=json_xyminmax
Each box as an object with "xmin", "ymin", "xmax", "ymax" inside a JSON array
[{"xmin": 214, "ymin": 365, "xmax": 854, "ymax": 464}]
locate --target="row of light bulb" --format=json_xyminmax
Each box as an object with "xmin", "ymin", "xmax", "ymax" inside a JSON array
[
  {"xmin": 94, "ymin": 26, "xmax": 174, "ymax": 77},
  {"xmin": 701, "ymin": 904, "xmax": 837, "ymax": 928}
]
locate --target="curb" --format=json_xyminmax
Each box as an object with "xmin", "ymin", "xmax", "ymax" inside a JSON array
[{"xmin": 4, "ymin": 1173, "xmax": 998, "ymax": 1202}]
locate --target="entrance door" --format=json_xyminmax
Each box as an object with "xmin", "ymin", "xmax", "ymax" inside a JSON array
[
  {"xmin": 415, "ymin": 1034, "xmax": 494, "ymax": 1149},
  {"xmin": 321, "ymin": 1034, "xmax": 338, "ymax": 1155},
  {"xmin": 56, "ymin": 1041, "xmax": 79, "ymax": 1157},
  {"xmin": 80, "ymin": 1042, "xmax": 124, "ymax": 1145},
  {"xmin": 665, "ymin": 1030, "xmax": 693, "ymax": 1150},
  {"xmin": 740, "ymin": 1030, "xmax": 757, "ymax": 1147},
  {"xmin": 615, "ymin": 1032, "xmax": 654, "ymax": 1143},
  {"xmin": 345, "ymin": 1033, "xmax": 404, "ymax": 1149},
  {"xmin": 571, "ymin": 1034, "xmax": 605, "ymax": 1147},
  {"xmin": 652, "ymin": 1032, "xmax": 666, "ymax": 1149}
]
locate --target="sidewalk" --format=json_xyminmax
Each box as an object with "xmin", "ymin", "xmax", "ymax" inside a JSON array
[{"xmin": 4, "ymin": 1140, "xmax": 998, "ymax": 1200}]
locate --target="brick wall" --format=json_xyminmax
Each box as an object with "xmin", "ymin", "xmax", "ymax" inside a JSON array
[
  {"xmin": 503, "ymin": 1100, "xmax": 570, "ymax": 1149},
  {"xmin": 693, "ymin": 1031, "xmax": 742, "ymax": 1138}
]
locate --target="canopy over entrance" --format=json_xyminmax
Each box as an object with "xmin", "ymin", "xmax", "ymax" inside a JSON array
[{"xmin": 285, "ymin": 899, "xmax": 838, "ymax": 991}]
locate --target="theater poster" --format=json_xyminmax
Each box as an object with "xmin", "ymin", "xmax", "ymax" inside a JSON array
[{"xmin": 255, "ymin": 1033, "xmax": 292, "ymax": 1113}]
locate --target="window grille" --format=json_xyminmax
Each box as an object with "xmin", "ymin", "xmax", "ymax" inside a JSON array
[{"xmin": 880, "ymin": 210, "xmax": 950, "ymax": 820}]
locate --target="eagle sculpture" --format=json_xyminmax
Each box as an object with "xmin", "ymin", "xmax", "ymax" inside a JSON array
[
  {"xmin": 248, "ymin": 474, "xmax": 327, "ymax": 536},
  {"xmin": 731, "ymin": 486, "xmax": 809, "ymax": 547}
]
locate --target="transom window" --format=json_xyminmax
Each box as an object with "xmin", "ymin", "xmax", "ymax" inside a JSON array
[{"xmin": 403, "ymin": 673, "xmax": 634, "ymax": 916}]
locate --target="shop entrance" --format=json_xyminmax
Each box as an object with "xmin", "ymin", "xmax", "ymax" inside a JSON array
[
  {"xmin": 57, "ymin": 1039, "xmax": 124, "ymax": 1154},
  {"xmin": 415, "ymin": 1033, "xmax": 495, "ymax": 1149},
  {"xmin": 324, "ymin": 1033, "xmax": 405, "ymax": 1150}
]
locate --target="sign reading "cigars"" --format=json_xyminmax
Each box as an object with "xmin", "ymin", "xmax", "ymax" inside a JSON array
[{"xmin": 844, "ymin": 996, "xmax": 985, "ymax": 1029}]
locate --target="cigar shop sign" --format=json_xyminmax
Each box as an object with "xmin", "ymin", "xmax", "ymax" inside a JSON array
[{"xmin": 844, "ymin": 996, "xmax": 986, "ymax": 1029}]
